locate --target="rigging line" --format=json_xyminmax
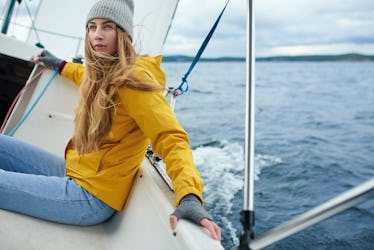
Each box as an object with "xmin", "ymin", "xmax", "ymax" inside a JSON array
[
  {"xmin": 0, "ymin": 19, "xmax": 83, "ymax": 40},
  {"xmin": 174, "ymin": 0, "xmax": 230, "ymax": 95},
  {"xmin": 0, "ymin": 2, "xmax": 7, "ymax": 21},
  {"xmin": 1, "ymin": 0, "xmax": 17, "ymax": 34},
  {"xmin": 0, "ymin": 20, "xmax": 83, "ymax": 40},
  {"xmin": 10, "ymin": 0, "xmax": 20, "ymax": 36},
  {"xmin": 8, "ymin": 70, "xmax": 58, "ymax": 136},
  {"xmin": 23, "ymin": 0, "xmax": 42, "ymax": 44}
]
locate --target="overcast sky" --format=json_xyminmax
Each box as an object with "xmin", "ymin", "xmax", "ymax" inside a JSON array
[
  {"xmin": 1, "ymin": 0, "xmax": 373, "ymax": 58},
  {"xmin": 163, "ymin": 0, "xmax": 374, "ymax": 57}
]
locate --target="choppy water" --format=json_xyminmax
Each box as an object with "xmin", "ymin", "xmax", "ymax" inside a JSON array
[{"xmin": 162, "ymin": 61, "xmax": 374, "ymax": 250}]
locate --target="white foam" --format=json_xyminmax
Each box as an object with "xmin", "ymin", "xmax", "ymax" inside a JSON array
[
  {"xmin": 193, "ymin": 141, "xmax": 282, "ymax": 191},
  {"xmin": 254, "ymin": 153, "xmax": 282, "ymax": 180},
  {"xmin": 192, "ymin": 141, "xmax": 282, "ymax": 244},
  {"xmin": 193, "ymin": 141, "xmax": 244, "ymax": 212}
]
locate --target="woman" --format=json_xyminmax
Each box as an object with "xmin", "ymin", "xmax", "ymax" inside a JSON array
[{"xmin": 0, "ymin": 0, "xmax": 221, "ymax": 242}]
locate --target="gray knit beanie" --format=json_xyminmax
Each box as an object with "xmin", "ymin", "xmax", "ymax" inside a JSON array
[{"xmin": 86, "ymin": 0, "xmax": 134, "ymax": 39}]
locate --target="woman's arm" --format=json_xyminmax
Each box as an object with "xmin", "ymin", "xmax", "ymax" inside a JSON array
[
  {"xmin": 34, "ymin": 50, "xmax": 84, "ymax": 86},
  {"xmin": 123, "ymin": 88, "xmax": 221, "ymax": 241},
  {"xmin": 60, "ymin": 62, "xmax": 85, "ymax": 86}
]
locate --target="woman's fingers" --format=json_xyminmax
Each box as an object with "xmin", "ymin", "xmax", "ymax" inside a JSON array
[
  {"xmin": 201, "ymin": 218, "xmax": 222, "ymax": 242},
  {"xmin": 170, "ymin": 215, "xmax": 221, "ymax": 242},
  {"xmin": 169, "ymin": 214, "xmax": 178, "ymax": 231}
]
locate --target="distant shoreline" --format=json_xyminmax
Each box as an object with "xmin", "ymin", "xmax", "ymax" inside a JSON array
[{"xmin": 162, "ymin": 53, "xmax": 374, "ymax": 62}]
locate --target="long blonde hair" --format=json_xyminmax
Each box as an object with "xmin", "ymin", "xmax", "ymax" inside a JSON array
[{"xmin": 73, "ymin": 28, "xmax": 161, "ymax": 154}]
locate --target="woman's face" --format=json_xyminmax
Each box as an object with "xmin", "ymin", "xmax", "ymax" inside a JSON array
[{"xmin": 87, "ymin": 18, "xmax": 118, "ymax": 55}]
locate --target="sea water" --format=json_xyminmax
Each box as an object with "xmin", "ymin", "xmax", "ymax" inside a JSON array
[{"xmin": 162, "ymin": 61, "xmax": 374, "ymax": 250}]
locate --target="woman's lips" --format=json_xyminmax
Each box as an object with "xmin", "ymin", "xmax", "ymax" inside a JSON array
[{"xmin": 94, "ymin": 44, "xmax": 106, "ymax": 50}]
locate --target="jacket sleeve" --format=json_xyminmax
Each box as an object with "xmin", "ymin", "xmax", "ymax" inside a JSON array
[
  {"xmin": 60, "ymin": 62, "xmax": 85, "ymax": 86},
  {"xmin": 122, "ymin": 87, "xmax": 205, "ymax": 207}
]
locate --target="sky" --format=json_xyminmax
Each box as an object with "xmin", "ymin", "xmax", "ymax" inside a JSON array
[
  {"xmin": 163, "ymin": 0, "xmax": 374, "ymax": 57},
  {"xmin": 1, "ymin": 0, "xmax": 374, "ymax": 58}
]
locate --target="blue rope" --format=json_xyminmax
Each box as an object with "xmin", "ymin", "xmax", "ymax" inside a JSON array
[
  {"xmin": 8, "ymin": 70, "xmax": 58, "ymax": 136},
  {"xmin": 175, "ymin": 0, "xmax": 230, "ymax": 95}
]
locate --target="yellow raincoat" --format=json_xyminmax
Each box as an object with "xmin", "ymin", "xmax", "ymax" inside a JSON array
[{"xmin": 61, "ymin": 56, "xmax": 204, "ymax": 211}]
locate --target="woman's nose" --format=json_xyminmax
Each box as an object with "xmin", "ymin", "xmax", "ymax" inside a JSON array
[{"xmin": 94, "ymin": 28, "xmax": 104, "ymax": 40}]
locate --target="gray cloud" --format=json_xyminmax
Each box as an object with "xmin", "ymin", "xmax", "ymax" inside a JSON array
[
  {"xmin": 2, "ymin": 0, "xmax": 373, "ymax": 57},
  {"xmin": 164, "ymin": 0, "xmax": 374, "ymax": 57},
  {"xmin": 254, "ymin": 0, "xmax": 374, "ymax": 56}
]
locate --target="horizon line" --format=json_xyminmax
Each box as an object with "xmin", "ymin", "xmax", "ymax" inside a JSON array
[{"xmin": 162, "ymin": 52, "xmax": 374, "ymax": 59}]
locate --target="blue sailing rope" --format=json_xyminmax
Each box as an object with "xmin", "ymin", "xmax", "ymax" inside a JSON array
[
  {"xmin": 8, "ymin": 70, "xmax": 58, "ymax": 136},
  {"xmin": 174, "ymin": 0, "xmax": 230, "ymax": 95}
]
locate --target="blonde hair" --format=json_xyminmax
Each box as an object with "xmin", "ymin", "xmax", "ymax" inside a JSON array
[{"xmin": 73, "ymin": 28, "xmax": 161, "ymax": 154}]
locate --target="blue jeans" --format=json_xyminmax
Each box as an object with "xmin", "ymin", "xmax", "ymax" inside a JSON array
[{"xmin": 0, "ymin": 134, "xmax": 115, "ymax": 225}]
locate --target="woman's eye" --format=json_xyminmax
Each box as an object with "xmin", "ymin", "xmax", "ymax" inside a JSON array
[
  {"xmin": 104, "ymin": 24, "xmax": 114, "ymax": 30},
  {"xmin": 88, "ymin": 25, "xmax": 96, "ymax": 31}
]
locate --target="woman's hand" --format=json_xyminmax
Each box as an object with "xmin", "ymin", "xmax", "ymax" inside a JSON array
[
  {"xmin": 33, "ymin": 50, "xmax": 64, "ymax": 71},
  {"xmin": 170, "ymin": 194, "xmax": 222, "ymax": 242}
]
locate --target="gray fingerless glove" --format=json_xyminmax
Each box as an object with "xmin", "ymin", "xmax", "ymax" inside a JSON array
[
  {"xmin": 172, "ymin": 194, "xmax": 214, "ymax": 225},
  {"xmin": 39, "ymin": 50, "xmax": 64, "ymax": 71}
]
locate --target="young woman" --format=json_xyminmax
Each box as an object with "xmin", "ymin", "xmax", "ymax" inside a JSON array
[{"xmin": 0, "ymin": 0, "xmax": 221, "ymax": 242}]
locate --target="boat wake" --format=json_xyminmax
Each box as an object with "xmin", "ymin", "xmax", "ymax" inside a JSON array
[{"xmin": 192, "ymin": 140, "xmax": 282, "ymax": 248}]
